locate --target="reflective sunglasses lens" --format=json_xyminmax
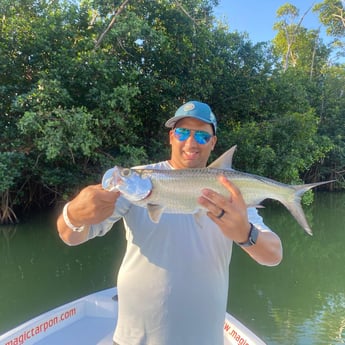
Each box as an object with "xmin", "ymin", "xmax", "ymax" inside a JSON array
[
  {"xmin": 194, "ymin": 131, "xmax": 212, "ymax": 144},
  {"xmin": 174, "ymin": 128, "xmax": 191, "ymax": 141}
]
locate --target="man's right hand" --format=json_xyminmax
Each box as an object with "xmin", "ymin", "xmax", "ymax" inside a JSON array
[
  {"xmin": 67, "ymin": 184, "xmax": 120, "ymax": 226},
  {"xmin": 56, "ymin": 184, "xmax": 120, "ymax": 245}
]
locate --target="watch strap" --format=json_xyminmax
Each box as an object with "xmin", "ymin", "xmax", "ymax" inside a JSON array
[{"xmin": 237, "ymin": 223, "xmax": 259, "ymax": 247}]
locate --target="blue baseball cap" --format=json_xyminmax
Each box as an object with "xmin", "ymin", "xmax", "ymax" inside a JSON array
[{"xmin": 165, "ymin": 100, "xmax": 217, "ymax": 133}]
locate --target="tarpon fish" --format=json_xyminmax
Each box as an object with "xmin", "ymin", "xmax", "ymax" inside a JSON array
[{"xmin": 102, "ymin": 146, "xmax": 333, "ymax": 235}]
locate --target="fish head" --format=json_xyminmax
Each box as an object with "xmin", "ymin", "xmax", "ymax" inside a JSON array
[{"xmin": 102, "ymin": 166, "xmax": 152, "ymax": 202}]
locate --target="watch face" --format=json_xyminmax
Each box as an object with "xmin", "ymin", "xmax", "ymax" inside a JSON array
[{"xmin": 250, "ymin": 224, "xmax": 259, "ymax": 244}]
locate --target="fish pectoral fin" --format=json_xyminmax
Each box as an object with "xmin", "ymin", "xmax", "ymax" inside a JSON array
[
  {"xmin": 193, "ymin": 209, "xmax": 207, "ymax": 226},
  {"xmin": 147, "ymin": 204, "xmax": 165, "ymax": 223}
]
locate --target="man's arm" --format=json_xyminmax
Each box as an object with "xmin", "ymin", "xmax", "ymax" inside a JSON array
[
  {"xmin": 239, "ymin": 227, "xmax": 282, "ymax": 266},
  {"xmin": 57, "ymin": 184, "xmax": 120, "ymax": 246},
  {"xmin": 197, "ymin": 175, "xmax": 283, "ymax": 266}
]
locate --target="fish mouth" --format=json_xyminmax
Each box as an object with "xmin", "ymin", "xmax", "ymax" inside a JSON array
[
  {"xmin": 102, "ymin": 167, "xmax": 153, "ymax": 202},
  {"xmin": 102, "ymin": 168, "xmax": 120, "ymax": 191},
  {"xmin": 102, "ymin": 167, "xmax": 128, "ymax": 191}
]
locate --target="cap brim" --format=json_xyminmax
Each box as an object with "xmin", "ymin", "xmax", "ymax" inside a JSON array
[
  {"xmin": 165, "ymin": 115, "xmax": 213, "ymax": 129},
  {"xmin": 165, "ymin": 116, "xmax": 185, "ymax": 128}
]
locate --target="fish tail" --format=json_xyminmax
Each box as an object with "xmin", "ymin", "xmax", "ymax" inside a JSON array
[{"xmin": 280, "ymin": 181, "xmax": 334, "ymax": 236}]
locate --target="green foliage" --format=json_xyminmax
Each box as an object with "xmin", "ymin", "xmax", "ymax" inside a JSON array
[
  {"xmin": 272, "ymin": 3, "xmax": 331, "ymax": 73},
  {"xmin": 18, "ymin": 107, "xmax": 100, "ymax": 160},
  {"xmin": 310, "ymin": 65, "xmax": 345, "ymax": 185},
  {"xmin": 0, "ymin": 152, "xmax": 25, "ymax": 193},
  {"xmin": 219, "ymin": 109, "xmax": 331, "ymax": 183},
  {"xmin": 0, "ymin": 0, "xmax": 344, "ymax": 222},
  {"xmin": 314, "ymin": 0, "xmax": 345, "ymax": 38}
]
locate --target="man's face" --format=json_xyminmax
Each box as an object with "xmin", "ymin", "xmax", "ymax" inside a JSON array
[{"xmin": 169, "ymin": 117, "xmax": 217, "ymax": 169}]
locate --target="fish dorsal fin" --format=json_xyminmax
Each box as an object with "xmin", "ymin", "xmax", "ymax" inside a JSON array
[
  {"xmin": 208, "ymin": 145, "xmax": 237, "ymax": 169},
  {"xmin": 147, "ymin": 204, "xmax": 165, "ymax": 223}
]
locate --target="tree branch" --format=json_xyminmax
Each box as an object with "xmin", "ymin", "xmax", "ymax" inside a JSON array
[
  {"xmin": 174, "ymin": 0, "xmax": 198, "ymax": 25},
  {"xmin": 94, "ymin": 0, "xmax": 131, "ymax": 50}
]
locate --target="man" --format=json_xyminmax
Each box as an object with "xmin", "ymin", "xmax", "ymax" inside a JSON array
[{"xmin": 57, "ymin": 100, "xmax": 282, "ymax": 345}]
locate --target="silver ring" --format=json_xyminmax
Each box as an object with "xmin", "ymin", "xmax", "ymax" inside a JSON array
[{"xmin": 216, "ymin": 209, "xmax": 225, "ymax": 219}]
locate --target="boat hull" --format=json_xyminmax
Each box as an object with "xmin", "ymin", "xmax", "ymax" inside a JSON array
[{"xmin": 0, "ymin": 288, "xmax": 266, "ymax": 345}]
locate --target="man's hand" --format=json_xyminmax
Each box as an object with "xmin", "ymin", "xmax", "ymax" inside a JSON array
[
  {"xmin": 198, "ymin": 175, "xmax": 283, "ymax": 266},
  {"xmin": 197, "ymin": 175, "xmax": 250, "ymax": 242},
  {"xmin": 57, "ymin": 184, "xmax": 120, "ymax": 245},
  {"xmin": 67, "ymin": 184, "xmax": 120, "ymax": 226}
]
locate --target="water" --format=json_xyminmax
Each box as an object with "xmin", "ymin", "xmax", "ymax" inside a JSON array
[
  {"xmin": 1, "ymin": 193, "xmax": 345, "ymax": 344},
  {"xmin": 0, "ymin": 212, "xmax": 126, "ymax": 336},
  {"xmin": 228, "ymin": 192, "xmax": 345, "ymax": 345}
]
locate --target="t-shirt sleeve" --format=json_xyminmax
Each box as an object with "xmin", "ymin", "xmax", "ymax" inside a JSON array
[{"xmin": 87, "ymin": 196, "xmax": 132, "ymax": 239}]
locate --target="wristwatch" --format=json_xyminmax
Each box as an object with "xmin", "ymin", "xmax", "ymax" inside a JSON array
[{"xmin": 237, "ymin": 223, "xmax": 259, "ymax": 247}]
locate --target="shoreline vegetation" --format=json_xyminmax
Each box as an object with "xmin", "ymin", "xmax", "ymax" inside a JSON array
[{"xmin": 1, "ymin": 0, "xmax": 344, "ymax": 224}]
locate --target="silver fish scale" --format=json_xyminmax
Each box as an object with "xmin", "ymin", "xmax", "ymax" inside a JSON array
[{"xmin": 133, "ymin": 167, "xmax": 295, "ymax": 212}]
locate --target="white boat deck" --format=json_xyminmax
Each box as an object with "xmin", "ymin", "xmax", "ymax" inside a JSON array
[{"xmin": 0, "ymin": 288, "xmax": 266, "ymax": 345}]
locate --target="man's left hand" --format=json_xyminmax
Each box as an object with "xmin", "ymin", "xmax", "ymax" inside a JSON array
[{"xmin": 197, "ymin": 175, "xmax": 251, "ymax": 243}]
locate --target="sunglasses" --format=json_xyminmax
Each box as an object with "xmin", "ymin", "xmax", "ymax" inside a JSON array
[{"xmin": 173, "ymin": 127, "xmax": 213, "ymax": 145}]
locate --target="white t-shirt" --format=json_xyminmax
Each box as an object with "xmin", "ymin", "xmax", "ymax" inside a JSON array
[{"xmin": 88, "ymin": 161, "xmax": 270, "ymax": 345}]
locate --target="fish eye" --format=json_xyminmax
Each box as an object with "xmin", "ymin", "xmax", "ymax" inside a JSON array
[{"xmin": 121, "ymin": 168, "xmax": 131, "ymax": 177}]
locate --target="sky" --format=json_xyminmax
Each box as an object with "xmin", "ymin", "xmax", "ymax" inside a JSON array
[{"xmin": 214, "ymin": 0, "xmax": 327, "ymax": 43}]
